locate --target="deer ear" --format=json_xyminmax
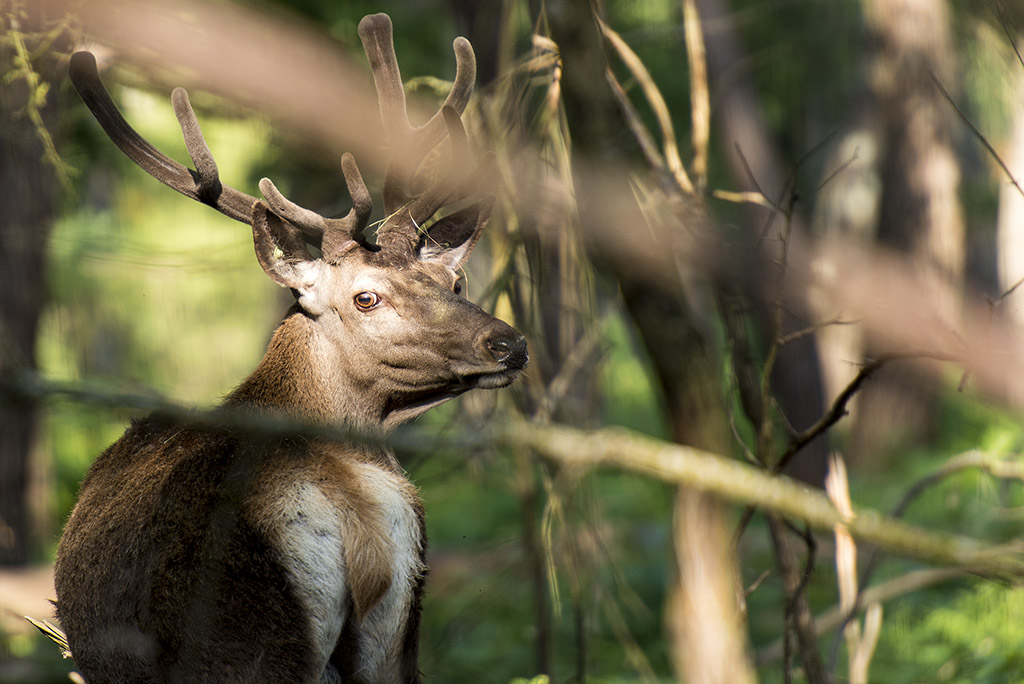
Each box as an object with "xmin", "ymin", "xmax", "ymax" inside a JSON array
[
  {"xmin": 418, "ymin": 198, "xmax": 493, "ymax": 271},
  {"xmin": 252, "ymin": 201, "xmax": 327, "ymax": 312}
]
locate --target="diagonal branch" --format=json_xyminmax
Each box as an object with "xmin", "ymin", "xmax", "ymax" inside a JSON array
[
  {"xmin": 4, "ymin": 369, "xmax": 1020, "ymax": 577},
  {"xmin": 931, "ymin": 70, "xmax": 1024, "ymax": 199},
  {"xmin": 776, "ymin": 351, "xmax": 958, "ymax": 473}
]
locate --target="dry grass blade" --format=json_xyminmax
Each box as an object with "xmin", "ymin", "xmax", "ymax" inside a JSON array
[
  {"xmin": 607, "ymin": 70, "xmax": 667, "ymax": 173},
  {"xmin": 25, "ymin": 616, "xmax": 71, "ymax": 659},
  {"xmin": 682, "ymin": 0, "xmax": 710, "ymax": 191},
  {"xmin": 711, "ymin": 188, "xmax": 775, "ymax": 208},
  {"xmin": 598, "ymin": 18, "xmax": 694, "ymax": 195}
]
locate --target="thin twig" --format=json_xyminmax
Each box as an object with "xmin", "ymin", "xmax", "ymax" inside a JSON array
[
  {"xmin": 993, "ymin": 274, "xmax": 1024, "ymax": 305},
  {"xmin": 930, "ymin": 69, "xmax": 1024, "ymax": 199},
  {"xmin": 959, "ymin": 273, "xmax": 1024, "ymax": 391},
  {"xmin": 815, "ymin": 145, "xmax": 860, "ymax": 194},
  {"xmin": 756, "ymin": 566, "xmax": 967, "ymax": 664},
  {"xmin": 605, "ymin": 69, "xmax": 666, "ymax": 173},
  {"xmin": 733, "ymin": 144, "xmax": 786, "ymax": 217},
  {"xmin": 778, "ymin": 317, "xmax": 858, "ymax": 347},
  {"xmin": 769, "ymin": 515, "xmax": 828, "ymax": 684},
  {"xmin": 777, "ymin": 351, "xmax": 959, "ymax": 473},
  {"xmin": 599, "ymin": 18, "xmax": 694, "ymax": 195},
  {"xmin": 997, "ymin": 3, "xmax": 1024, "ymax": 72}
]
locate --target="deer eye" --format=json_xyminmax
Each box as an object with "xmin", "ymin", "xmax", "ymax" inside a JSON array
[
  {"xmin": 453, "ymin": 279, "xmax": 463, "ymax": 296},
  {"xmin": 353, "ymin": 292, "xmax": 381, "ymax": 311}
]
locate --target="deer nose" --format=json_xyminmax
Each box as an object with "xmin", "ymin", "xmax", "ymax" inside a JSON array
[{"xmin": 486, "ymin": 330, "xmax": 529, "ymax": 370}]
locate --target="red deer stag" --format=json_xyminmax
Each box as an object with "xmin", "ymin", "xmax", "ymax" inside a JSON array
[{"xmin": 55, "ymin": 13, "xmax": 526, "ymax": 684}]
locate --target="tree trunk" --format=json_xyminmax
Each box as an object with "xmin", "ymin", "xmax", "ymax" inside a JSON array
[
  {"xmin": 850, "ymin": 0, "xmax": 964, "ymax": 461},
  {"xmin": 997, "ymin": 62, "xmax": 1024, "ymax": 409},
  {"xmin": 0, "ymin": 14, "xmax": 61, "ymax": 565},
  {"xmin": 696, "ymin": 0, "xmax": 829, "ymax": 486}
]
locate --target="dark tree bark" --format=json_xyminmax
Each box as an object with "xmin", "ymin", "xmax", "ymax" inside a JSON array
[
  {"xmin": 696, "ymin": 0, "xmax": 830, "ymax": 486},
  {"xmin": 0, "ymin": 16, "xmax": 62, "ymax": 565},
  {"xmin": 849, "ymin": 0, "xmax": 964, "ymax": 461}
]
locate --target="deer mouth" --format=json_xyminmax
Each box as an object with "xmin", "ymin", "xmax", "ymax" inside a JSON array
[
  {"xmin": 470, "ymin": 368, "xmax": 521, "ymax": 389},
  {"xmin": 381, "ymin": 365, "xmax": 523, "ymax": 427}
]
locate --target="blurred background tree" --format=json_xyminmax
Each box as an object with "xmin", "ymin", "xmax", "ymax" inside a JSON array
[{"xmin": 5, "ymin": 0, "xmax": 1024, "ymax": 682}]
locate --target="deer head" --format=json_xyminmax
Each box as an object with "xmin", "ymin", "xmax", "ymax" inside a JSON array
[{"xmin": 68, "ymin": 13, "xmax": 527, "ymax": 430}]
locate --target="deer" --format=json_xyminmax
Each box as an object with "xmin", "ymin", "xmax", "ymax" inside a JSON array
[{"xmin": 54, "ymin": 13, "xmax": 527, "ymax": 684}]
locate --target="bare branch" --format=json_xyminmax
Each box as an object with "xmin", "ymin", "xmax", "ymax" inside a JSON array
[
  {"xmin": 777, "ymin": 351, "xmax": 958, "ymax": 473},
  {"xmin": 756, "ymin": 567, "xmax": 968, "ymax": 664},
  {"xmin": 930, "ymin": 70, "xmax": 1024, "ymax": 199},
  {"xmin": 500, "ymin": 418, "xmax": 1024, "ymax": 578},
  {"xmin": 768, "ymin": 516, "xmax": 827, "ymax": 684},
  {"xmin": 4, "ymin": 369, "xmax": 1021, "ymax": 577},
  {"xmin": 778, "ymin": 318, "xmax": 857, "ymax": 347},
  {"xmin": 599, "ymin": 18, "xmax": 694, "ymax": 195}
]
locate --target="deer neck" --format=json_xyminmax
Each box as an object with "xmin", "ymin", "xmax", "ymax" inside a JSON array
[{"xmin": 225, "ymin": 308, "xmax": 382, "ymax": 432}]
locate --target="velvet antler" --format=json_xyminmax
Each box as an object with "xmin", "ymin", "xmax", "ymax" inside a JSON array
[{"xmin": 357, "ymin": 13, "xmax": 480, "ymax": 257}]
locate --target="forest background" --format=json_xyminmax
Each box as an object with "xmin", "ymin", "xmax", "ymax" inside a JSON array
[{"xmin": 4, "ymin": 0, "xmax": 1024, "ymax": 682}]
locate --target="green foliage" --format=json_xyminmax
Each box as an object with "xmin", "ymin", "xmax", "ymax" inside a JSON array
[
  {"xmin": 598, "ymin": 313, "xmax": 669, "ymax": 439},
  {"xmin": 0, "ymin": 2, "xmax": 77, "ymax": 190},
  {"xmin": 510, "ymin": 676, "xmax": 549, "ymax": 684},
  {"xmin": 873, "ymin": 582, "xmax": 1024, "ymax": 684}
]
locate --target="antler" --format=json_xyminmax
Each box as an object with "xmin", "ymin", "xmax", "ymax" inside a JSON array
[
  {"xmin": 69, "ymin": 51, "xmax": 257, "ymax": 224},
  {"xmin": 68, "ymin": 51, "xmax": 368, "ymax": 260},
  {"xmin": 259, "ymin": 154, "xmax": 371, "ymax": 259},
  {"xmin": 72, "ymin": 14, "xmax": 483, "ymax": 263},
  {"xmin": 357, "ymin": 13, "xmax": 479, "ymax": 257}
]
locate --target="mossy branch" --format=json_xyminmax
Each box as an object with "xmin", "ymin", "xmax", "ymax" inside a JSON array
[
  {"xmin": 495, "ymin": 418, "xmax": 1024, "ymax": 580},
  {"xmin": 4, "ymin": 369, "xmax": 1021, "ymax": 579},
  {"xmin": 1, "ymin": 8, "xmax": 77, "ymax": 190}
]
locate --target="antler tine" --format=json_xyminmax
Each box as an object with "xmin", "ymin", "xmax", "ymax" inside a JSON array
[
  {"xmin": 341, "ymin": 152, "xmax": 373, "ymax": 233},
  {"xmin": 377, "ymin": 106, "xmax": 476, "ymax": 256},
  {"xmin": 403, "ymin": 106, "xmax": 471, "ymax": 223},
  {"xmin": 358, "ymin": 14, "xmax": 477, "ymax": 215},
  {"xmin": 436, "ymin": 38, "xmax": 475, "ymax": 120},
  {"xmin": 413, "ymin": 37, "xmax": 476, "ymax": 154},
  {"xmin": 258, "ymin": 152, "xmax": 373, "ymax": 260},
  {"xmin": 69, "ymin": 51, "xmax": 258, "ymax": 225},
  {"xmin": 324, "ymin": 153, "xmax": 373, "ymax": 260},
  {"xmin": 358, "ymin": 14, "xmax": 414, "ymax": 147},
  {"xmin": 170, "ymin": 88, "xmax": 222, "ymax": 204},
  {"xmin": 259, "ymin": 177, "xmax": 330, "ymax": 238}
]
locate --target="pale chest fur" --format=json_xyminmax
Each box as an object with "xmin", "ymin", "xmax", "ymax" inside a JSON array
[{"xmin": 250, "ymin": 452, "xmax": 425, "ymax": 677}]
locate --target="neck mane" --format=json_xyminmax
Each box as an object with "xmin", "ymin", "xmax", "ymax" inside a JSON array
[{"xmin": 224, "ymin": 310, "xmax": 373, "ymax": 429}]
